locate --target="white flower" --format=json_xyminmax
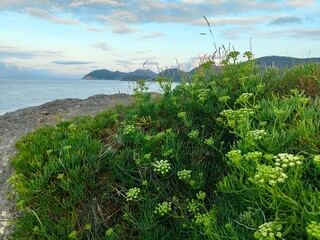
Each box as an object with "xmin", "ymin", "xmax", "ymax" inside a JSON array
[
  {"xmin": 124, "ymin": 124, "xmax": 136, "ymax": 135},
  {"xmin": 178, "ymin": 169, "xmax": 192, "ymax": 181},
  {"xmin": 154, "ymin": 202, "xmax": 172, "ymax": 216},
  {"xmin": 273, "ymin": 153, "xmax": 302, "ymax": 169},
  {"xmin": 253, "ymin": 165, "xmax": 287, "ymax": 186},
  {"xmin": 126, "ymin": 187, "xmax": 141, "ymax": 201},
  {"xmin": 226, "ymin": 149, "xmax": 243, "ymax": 165},
  {"xmin": 306, "ymin": 221, "xmax": 320, "ymax": 239},
  {"xmin": 254, "ymin": 222, "xmax": 282, "ymax": 240},
  {"xmin": 153, "ymin": 160, "xmax": 171, "ymax": 175},
  {"xmin": 246, "ymin": 129, "xmax": 267, "ymax": 140}
]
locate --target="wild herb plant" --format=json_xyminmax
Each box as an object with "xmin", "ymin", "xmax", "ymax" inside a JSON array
[{"xmin": 8, "ymin": 52, "xmax": 320, "ymax": 239}]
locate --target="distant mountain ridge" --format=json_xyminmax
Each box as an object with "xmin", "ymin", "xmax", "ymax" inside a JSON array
[
  {"xmin": 82, "ymin": 69, "xmax": 156, "ymax": 81},
  {"xmin": 149, "ymin": 68, "xmax": 188, "ymax": 82},
  {"xmin": 83, "ymin": 56, "xmax": 320, "ymax": 82},
  {"xmin": 256, "ymin": 56, "xmax": 320, "ymax": 68}
]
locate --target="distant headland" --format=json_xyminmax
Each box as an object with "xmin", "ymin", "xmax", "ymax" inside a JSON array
[{"xmin": 82, "ymin": 56, "xmax": 320, "ymax": 82}]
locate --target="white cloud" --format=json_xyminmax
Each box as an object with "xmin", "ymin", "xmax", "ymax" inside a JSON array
[
  {"xmin": 139, "ymin": 32, "xmax": 165, "ymax": 39},
  {"xmin": 0, "ymin": 43, "xmax": 62, "ymax": 59},
  {"xmin": 288, "ymin": 29, "xmax": 320, "ymax": 40},
  {"xmin": 262, "ymin": 27, "xmax": 320, "ymax": 41},
  {"xmin": 180, "ymin": 0, "xmax": 208, "ymax": 4},
  {"xmin": 136, "ymin": 50, "xmax": 152, "ymax": 54},
  {"xmin": 0, "ymin": 61, "xmax": 58, "ymax": 78},
  {"xmin": 96, "ymin": 12, "xmax": 140, "ymax": 33},
  {"xmin": 91, "ymin": 42, "xmax": 112, "ymax": 50},
  {"xmin": 85, "ymin": 26, "xmax": 105, "ymax": 32},
  {"xmin": 111, "ymin": 24, "xmax": 139, "ymax": 34},
  {"xmin": 24, "ymin": 7, "xmax": 80, "ymax": 25},
  {"xmin": 110, "ymin": 10, "xmax": 141, "ymax": 23},
  {"xmin": 70, "ymin": 0, "xmax": 124, "ymax": 7},
  {"xmin": 269, "ymin": 16, "xmax": 302, "ymax": 25},
  {"xmin": 285, "ymin": 0, "xmax": 316, "ymax": 7},
  {"xmin": 0, "ymin": 0, "xmax": 28, "ymax": 8},
  {"xmin": 95, "ymin": 11, "xmax": 141, "ymax": 24},
  {"xmin": 193, "ymin": 15, "xmax": 269, "ymax": 26},
  {"xmin": 3, "ymin": 0, "xmax": 316, "ymax": 35},
  {"xmin": 139, "ymin": 5, "xmax": 150, "ymax": 12}
]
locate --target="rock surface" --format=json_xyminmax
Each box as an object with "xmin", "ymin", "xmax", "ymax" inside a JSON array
[{"xmin": 0, "ymin": 93, "xmax": 135, "ymax": 239}]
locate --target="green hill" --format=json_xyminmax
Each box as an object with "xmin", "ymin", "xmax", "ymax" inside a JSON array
[
  {"xmin": 256, "ymin": 56, "xmax": 320, "ymax": 68},
  {"xmin": 82, "ymin": 69, "xmax": 156, "ymax": 80},
  {"xmin": 83, "ymin": 56, "xmax": 320, "ymax": 82}
]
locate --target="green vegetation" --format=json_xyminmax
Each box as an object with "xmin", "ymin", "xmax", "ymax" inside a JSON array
[
  {"xmin": 8, "ymin": 51, "xmax": 320, "ymax": 239},
  {"xmin": 82, "ymin": 69, "xmax": 156, "ymax": 81}
]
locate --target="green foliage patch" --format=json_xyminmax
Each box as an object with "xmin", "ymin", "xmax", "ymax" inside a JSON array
[{"xmin": 8, "ymin": 52, "xmax": 320, "ymax": 239}]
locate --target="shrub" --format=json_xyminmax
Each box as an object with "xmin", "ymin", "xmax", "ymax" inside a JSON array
[{"xmin": 8, "ymin": 53, "xmax": 320, "ymax": 239}]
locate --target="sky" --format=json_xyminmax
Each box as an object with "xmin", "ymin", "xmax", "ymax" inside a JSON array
[{"xmin": 0, "ymin": 0, "xmax": 319, "ymax": 78}]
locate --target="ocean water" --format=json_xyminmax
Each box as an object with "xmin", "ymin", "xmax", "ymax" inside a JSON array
[{"xmin": 0, "ymin": 78, "xmax": 167, "ymax": 116}]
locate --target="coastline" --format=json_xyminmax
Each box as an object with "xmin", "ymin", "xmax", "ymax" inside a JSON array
[{"xmin": 0, "ymin": 93, "xmax": 136, "ymax": 239}]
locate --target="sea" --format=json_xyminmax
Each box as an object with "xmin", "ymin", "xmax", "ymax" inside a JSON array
[{"xmin": 0, "ymin": 78, "xmax": 172, "ymax": 116}]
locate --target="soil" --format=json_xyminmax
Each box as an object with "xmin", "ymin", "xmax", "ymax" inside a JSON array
[{"xmin": 0, "ymin": 93, "xmax": 135, "ymax": 239}]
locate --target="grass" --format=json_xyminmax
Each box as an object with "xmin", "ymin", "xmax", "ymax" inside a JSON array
[{"xmin": 7, "ymin": 51, "xmax": 320, "ymax": 239}]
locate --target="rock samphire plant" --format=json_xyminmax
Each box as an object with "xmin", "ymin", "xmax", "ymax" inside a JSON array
[{"xmin": 8, "ymin": 51, "xmax": 320, "ymax": 239}]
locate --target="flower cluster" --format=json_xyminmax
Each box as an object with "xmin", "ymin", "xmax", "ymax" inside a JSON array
[
  {"xmin": 187, "ymin": 199, "xmax": 200, "ymax": 213},
  {"xmin": 264, "ymin": 154, "xmax": 274, "ymax": 161},
  {"xmin": 63, "ymin": 145, "xmax": 72, "ymax": 151},
  {"xmin": 298, "ymin": 97, "xmax": 309, "ymax": 105},
  {"xmin": 254, "ymin": 222, "xmax": 282, "ymax": 239},
  {"xmin": 105, "ymin": 228, "xmax": 115, "ymax": 237},
  {"xmin": 306, "ymin": 221, "xmax": 320, "ymax": 239},
  {"xmin": 126, "ymin": 187, "xmax": 141, "ymax": 201},
  {"xmin": 226, "ymin": 149, "xmax": 243, "ymax": 165},
  {"xmin": 218, "ymin": 95, "xmax": 230, "ymax": 103},
  {"xmin": 156, "ymin": 132, "xmax": 167, "ymax": 141},
  {"xmin": 220, "ymin": 108, "xmax": 254, "ymax": 128},
  {"xmin": 204, "ymin": 137, "xmax": 214, "ymax": 146},
  {"xmin": 196, "ymin": 191, "xmax": 206, "ymax": 201},
  {"xmin": 245, "ymin": 151, "xmax": 263, "ymax": 162},
  {"xmin": 314, "ymin": 155, "xmax": 320, "ymax": 166},
  {"xmin": 194, "ymin": 212, "xmax": 211, "ymax": 226},
  {"xmin": 177, "ymin": 111, "xmax": 187, "ymax": 119},
  {"xmin": 144, "ymin": 135, "xmax": 153, "ymax": 141},
  {"xmin": 177, "ymin": 169, "xmax": 192, "ymax": 181},
  {"xmin": 67, "ymin": 123, "xmax": 77, "ymax": 131},
  {"xmin": 273, "ymin": 109, "xmax": 286, "ymax": 117},
  {"xmin": 246, "ymin": 129, "xmax": 267, "ymax": 140},
  {"xmin": 253, "ymin": 165, "xmax": 287, "ymax": 186},
  {"xmin": 46, "ymin": 149, "xmax": 53, "ymax": 155},
  {"xmin": 274, "ymin": 153, "xmax": 302, "ymax": 169},
  {"xmin": 68, "ymin": 231, "xmax": 77, "ymax": 239},
  {"xmin": 154, "ymin": 201, "xmax": 172, "ymax": 216},
  {"xmin": 188, "ymin": 130, "xmax": 200, "ymax": 140},
  {"xmin": 85, "ymin": 223, "xmax": 92, "ymax": 231},
  {"xmin": 198, "ymin": 88, "xmax": 210, "ymax": 103},
  {"xmin": 124, "ymin": 124, "xmax": 135, "ymax": 135},
  {"xmin": 221, "ymin": 108, "xmax": 254, "ymax": 119},
  {"xmin": 153, "ymin": 160, "xmax": 171, "ymax": 175},
  {"xmin": 236, "ymin": 92, "xmax": 253, "ymax": 104},
  {"xmin": 143, "ymin": 153, "xmax": 152, "ymax": 162},
  {"xmin": 177, "ymin": 111, "xmax": 191, "ymax": 127},
  {"xmin": 239, "ymin": 209, "xmax": 255, "ymax": 222}
]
